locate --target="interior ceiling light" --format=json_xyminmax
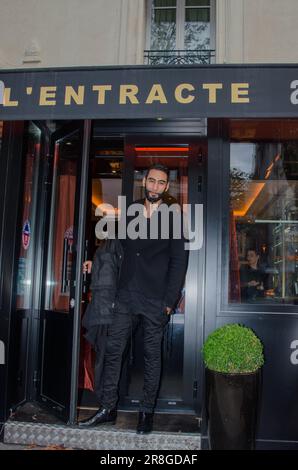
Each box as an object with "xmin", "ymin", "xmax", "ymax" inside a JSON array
[
  {"xmin": 233, "ymin": 182, "xmax": 265, "ymax": 217},
  {"xmin": 135, "ymin": 146, "xmax": 189, "ymax": 152}
]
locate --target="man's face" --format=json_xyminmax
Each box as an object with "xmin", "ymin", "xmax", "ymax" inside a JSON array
[
  {"xmin": 247, "ymin": 250, "xmax": 259, "ymax": 266},
  {"xmin": 143, "ymin": 169, "xmax": 169, "ymax": 202}
]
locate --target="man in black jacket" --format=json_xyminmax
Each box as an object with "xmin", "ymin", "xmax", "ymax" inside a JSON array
[{"xmin": 79, "ymin": 163, "xmax": 188, "ymax": 433}]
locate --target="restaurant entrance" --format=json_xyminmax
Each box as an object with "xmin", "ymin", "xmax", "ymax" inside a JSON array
[{"xmin": 5, "ymin": 119, "xmax": 206, "ymax": 423}]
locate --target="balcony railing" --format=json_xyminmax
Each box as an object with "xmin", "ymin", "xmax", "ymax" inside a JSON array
[{"xmin": 144, "ymin": 49, "xmax": 215, "ymax": 65}]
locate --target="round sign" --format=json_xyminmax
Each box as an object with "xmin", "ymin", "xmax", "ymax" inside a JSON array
[{"xmin": 22, "ymin": 220, "xmax": 31, "ymax": 250}]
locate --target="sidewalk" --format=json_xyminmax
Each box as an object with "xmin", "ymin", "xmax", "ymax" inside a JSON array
[
  {"xmin": 0, "ymin": 441, "xmax": 71, "ymax": 450},
  {"xmin": 0, "ymin": 442, "xmax": 31, "ymax": 450}
]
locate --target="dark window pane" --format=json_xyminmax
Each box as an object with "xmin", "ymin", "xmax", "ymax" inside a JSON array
[
  {"xmin": 151, "ymin": 7, "xmax": 176, "ymax": 50},
  {"xmin": 154, "ymin": 8, "xmax": 176, "ymax": 23},
  {"xmin": 186, "ymin": 0, "xmax": 210, "ymax": 6},
  {"xmin": 185, "ymin": 8, "xmax": 210, "ymax": 49},
  {"xmin": 186, "ymin": 8, "xmax": 210, "ymax": 22},
  {"xmin": 154, "ymin": 0, "xmax": 176, "ymax": 7}
]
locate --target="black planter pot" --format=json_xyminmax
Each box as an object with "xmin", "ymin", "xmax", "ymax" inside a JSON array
[{"xmin": 206, "ymin": 368, "xmax": 261, "ymax": 450}]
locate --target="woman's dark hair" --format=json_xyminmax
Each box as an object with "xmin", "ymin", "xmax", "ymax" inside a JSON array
[{"xmin": 246, "ymin": 248, "xmax": 260, "ymax": 256}]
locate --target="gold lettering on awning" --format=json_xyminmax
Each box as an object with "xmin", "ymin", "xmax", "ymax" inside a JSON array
[
  {"xmin": 3, "ymin": 88, "xmax": 19, "ymax": 107},
  {"xmin": 119, "ymin": 85, "xmax": 139, "ymax": 104},
  {"xmin": 39, "ymin": 86, "xmax": 57, "ymax": 106},
  {"xmin": 65, "ymin": 86, "xmax": 85, "ymax": 105},
  {"xmin": 231, "ymin": 83, "xmax": 250, "ymax": 103},
  {"xmin": 92, "ymin": 85, "xmax": 112, "ymax": 104},
  {"xmin": 202, "ymin": 83, "xmax": 223, "ymax": 103},
  {"xmin": 175, "ymin": 84, "xmax": 195, "ymax": 104},
  {"xmin": 145, "ymin": 84, "xmax": 167, "ymax": 104}
]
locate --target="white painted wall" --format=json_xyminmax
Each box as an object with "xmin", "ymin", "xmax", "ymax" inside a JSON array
[
  {"xmin": 0, "ymin": 0, "xmax": 146, "ymax": 68},
  {"xmin": 216, "ymin": 0, "xmax": 298, "ymax": 63},
  {"xmin": 0, "ymin": 0, "xmax": 297, "ymax": 68}
]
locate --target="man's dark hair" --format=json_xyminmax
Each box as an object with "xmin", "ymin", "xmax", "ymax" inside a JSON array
[{"xmin": 145, "ymin": 163, "xmax": 170, "ymax": 181}]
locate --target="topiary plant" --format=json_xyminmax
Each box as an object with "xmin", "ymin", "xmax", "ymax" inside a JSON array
[{"xmin": 202, "ymin": 324, "xmax": 264, "ymax": 373}]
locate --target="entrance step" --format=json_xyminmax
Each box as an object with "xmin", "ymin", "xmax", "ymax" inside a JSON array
[{"xmin": 4, "ymin": 421, "xmax": 201, "ymax": 450}]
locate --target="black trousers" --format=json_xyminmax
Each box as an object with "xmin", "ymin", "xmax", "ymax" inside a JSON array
[{"xmin": 100, "ymin": 309, "xmax": 169, "ymax": 413}]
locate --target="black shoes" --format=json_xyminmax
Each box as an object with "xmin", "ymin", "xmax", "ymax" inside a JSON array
[
  {"xmin": 78, "ymin": 407, "xmax": 117, "ymax": 427},
  {"xmin": 136, "ymin": 412, "xmax": 153, "ymax": 434},
  {"xmin": 79, "ymin": 408, "xmax": 153, "ymax": 433}
]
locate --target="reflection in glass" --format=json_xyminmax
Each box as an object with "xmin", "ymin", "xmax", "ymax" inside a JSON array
[
  {"xmin": 229, "ymin": 132, "xmax": 298, "ymax": 305},
  {"xmin": 185, "ymin": 6, "xmax": 210, "ymax": 50},
  {"xmin": 45, "ymin": 130, "xmax": 79, "ymax": 312},
  {"xmin": 91, "ymin": 157, "xmax": 123, "ymax": 244},
  {"xmin": 16, "ymin": 122, "xmax": 41, "ymax": 309},
  {"xmin": 150, "ymin": 0, "xmax": 176, "ymax": 51}
]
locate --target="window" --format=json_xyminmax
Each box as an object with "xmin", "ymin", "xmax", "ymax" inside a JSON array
[
  {"xmin": 145, "ymin": 0, "xmax": 215, "ymax": 64},
  {"xmin": 149, "ymin": 0, "xmax": 177, "ymax": 51},
  {"xmin": 228, "ymin": 120, "xmax": 298, "ymax": 306},
  {"xmin": 184, "ymin": 0, "xmax": 211, "ymax": 50}
]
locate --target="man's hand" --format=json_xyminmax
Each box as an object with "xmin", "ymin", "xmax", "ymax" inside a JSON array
[
  {"xmin": 83, "ymin": 261, "xmax": 92, "ymax": 274},
  {"xmin": 164, "ymin": 306, "xmax": 172, "ymax": 315}
]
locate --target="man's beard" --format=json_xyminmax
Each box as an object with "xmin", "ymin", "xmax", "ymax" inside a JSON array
[{"xmin": 144, "ymin": 187, "xmax": 166, "ymax": 204}]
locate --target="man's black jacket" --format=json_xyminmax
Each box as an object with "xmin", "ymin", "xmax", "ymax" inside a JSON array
[{"xmin": 118, "ymin": 200, "xmax": 189, "ymax": 309}]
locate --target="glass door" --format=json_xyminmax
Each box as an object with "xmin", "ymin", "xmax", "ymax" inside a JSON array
[
  {"xmin": 118, "ymin": 135, "xmax": 206, "ymax": 413},
  {"xmin": 9, "ymin": 122, "xmax": 42, "ymax": 409},
  {"xmin": 37, "ymin": 121, "xmax": 87, "ymax": 421}
]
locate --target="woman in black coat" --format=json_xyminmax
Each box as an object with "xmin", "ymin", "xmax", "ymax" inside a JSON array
[{"xmin": 82, "ymin": 238, "xmax": 123, "ymax": 399}]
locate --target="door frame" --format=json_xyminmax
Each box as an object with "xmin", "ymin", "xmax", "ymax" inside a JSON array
[
  {"xmin": 34, "ymin": 120, "xmax": 91, "ymax": 424},
  {"xmin": 68, "ymin": 120, "xmax": 91, "ymax": 423},
  {"xmin": 89, "ymin": 121, "xmax": 207, "ymax": 416},
  {"xmin": 0, "ymin": 121, "xmax": 25, "ymax": 424}
]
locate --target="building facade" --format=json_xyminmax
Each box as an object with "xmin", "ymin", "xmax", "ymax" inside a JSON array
[
  {"xmin": 0, "ymin": 0, "xmax": 298, "ymax": 68},
  {"xmin": 1, "ymin": 0, "xmax": 298, "ymax": 450}
]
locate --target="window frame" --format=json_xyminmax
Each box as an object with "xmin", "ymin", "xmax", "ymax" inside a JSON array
[{"xmin": 145, "ymin": 0, "xmax": 216, "ymax": 52}]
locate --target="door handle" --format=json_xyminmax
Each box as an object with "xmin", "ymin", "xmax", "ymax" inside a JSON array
[
  {"xmin": 61, "ymin": 237, "xmax": 68, "ymax": 293},
  {"xmin": 198, "ymin": 175, "xmax": 203, "ymax": 193},
  {"xmin": 82, "ymin": 240, "xmax": 89, "ymax": 294}
]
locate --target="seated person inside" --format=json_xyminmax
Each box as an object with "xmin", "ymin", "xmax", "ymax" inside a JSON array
[{"xmin": 240, "ymin": 249, "xmax": 267, "ymax": 302}]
